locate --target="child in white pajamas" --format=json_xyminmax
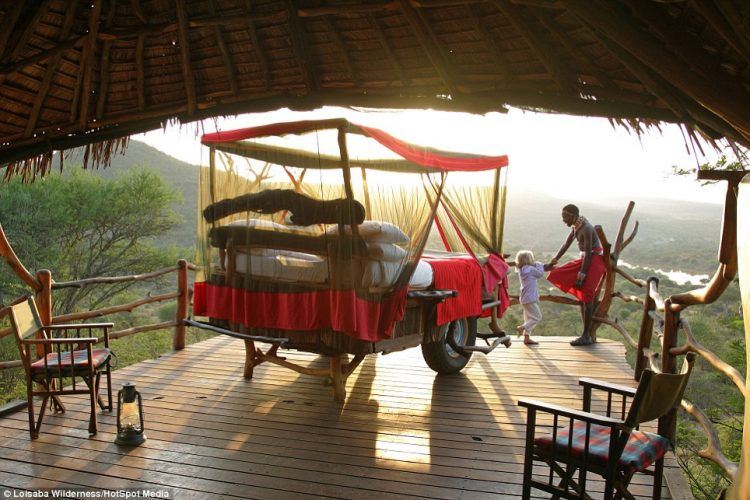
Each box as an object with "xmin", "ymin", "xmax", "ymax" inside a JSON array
[{"xmin": 515, "ymin": 250, "xmax": 544, "ymax": 345}]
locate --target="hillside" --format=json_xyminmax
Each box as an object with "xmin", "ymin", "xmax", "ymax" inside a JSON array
[{"xmin": 66, "ymin": 141, "xmax": 723, "ymax": 275}]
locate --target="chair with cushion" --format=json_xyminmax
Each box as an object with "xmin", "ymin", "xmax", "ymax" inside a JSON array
[
  {"xmin": 518, "ymin": 353, "xmax": 695, "ymax": 500},
  {"xmin": 5, "ymin": 295, "xmax": 114, "ymax": 439}
]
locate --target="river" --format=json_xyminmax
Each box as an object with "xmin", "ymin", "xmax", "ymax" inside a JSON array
[{"xmin": 619, "ymin": 261, "xmax": 710, "ymax": 286}]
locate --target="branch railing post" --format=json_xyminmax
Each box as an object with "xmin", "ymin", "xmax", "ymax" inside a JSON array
[
  {"xmin": 635, "ymin": 276, "xmax": 658, "ymax": 381},
  {"xmin": 659, "ymin": 298, "xmax": 680, "ymax": 444},
  {"xmin": 173, "ymin": 259, "xmax": 188, "ymax": 350}
]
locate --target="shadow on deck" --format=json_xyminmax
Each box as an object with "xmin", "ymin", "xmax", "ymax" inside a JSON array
[{"xmin": 0, "ymin": 336, "xmax": 678, "ymax": 499}]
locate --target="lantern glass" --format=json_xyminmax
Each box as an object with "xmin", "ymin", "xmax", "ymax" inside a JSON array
[{"xmin": 114, "ymin": 382, "xmax": 146, "ymax": 446}]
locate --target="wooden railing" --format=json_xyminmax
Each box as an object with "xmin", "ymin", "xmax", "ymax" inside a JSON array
[{"xmin": 0, "ymin": 243, "xmax": 196, "ymax": 371}]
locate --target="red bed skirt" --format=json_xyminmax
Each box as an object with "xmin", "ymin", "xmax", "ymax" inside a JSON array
[{"xmin": 193, "ymin": 282, "xmax": 408, "ymax": 342}]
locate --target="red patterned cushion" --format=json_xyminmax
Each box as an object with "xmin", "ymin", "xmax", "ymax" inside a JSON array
[
  {"xmin": 31, "ymin": 348, "xmax": 111, "ymax": 375},
  {"xmin": 534, "ymin": 421, "xmax": 670, "ymax": 474}
]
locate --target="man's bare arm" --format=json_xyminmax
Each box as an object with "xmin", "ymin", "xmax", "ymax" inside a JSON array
[{"xmin": 547, "ymin": 230, "xmax": 575, "ymax": 269}]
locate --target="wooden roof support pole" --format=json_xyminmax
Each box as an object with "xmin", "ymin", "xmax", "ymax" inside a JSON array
[
  {"xmin": 24, "ymin": 1, "xmax": 78, "ymax": 139},
  {"xmin": 322, "ymin": 17, "xmax": 360, "ymax": 88},
  {"xmin": 3, "ymin": 0, "xmax": 52, "ymax": 63},
  {"xmin": 536, "ymin": 11, "xmax": 614, "ymax": 88},
  {"xmin": 96, "ymin": 0, "xmax": 117, "ymax": 120},
  {"xmin": 0, "ymin": 35, "xmax": 89, "ymax": 78},
  {"xmin": 243, "ymin": 0, "xmax": 270, "ymax": 91},
  {"xmin": 366, "ymin": 14, "xmax": 408, "ymax": 87},
  {"xmin": 586, "ymin": 23, "xmax": 741, "ymax": 143},
  {"xmin": 465, "ymin": 8, "xmax": 513, "ymax": 85},
  {"xmin": 489, "ymin": 0, "xmax": 575, "ymax": 93},
  {"xmin": 298, "ymin": 1, "xmax": 396, "ymax": 17},
  {"xmin": 285, "ymin": 0, "xmax": 318, "ymax": 92},
  {"xmin": 208, "ymin": 0, "xmax": 238, "ymax": 96},
  {"xmin": 176, "ymin": 0, "xmax": 197, "ymax": 115},
  {"xmin": 135, "ymin": 34, "xmax": 145, "ymax": 111},
  {"xmin": 0, "ymin": 3, "xmax": 24, "ymax": 61},
  {"xmin": 566, "ymin": 0, "xmax": 750, "ymax": 141},
  {"xmin": 693, "ymin": 1, "xmax": 750, "ymax": 63},
  {"xmin": 397, "ymin": 0, "xmax": 458, "ymax": 94},
  {"xmin": 77, "ymin": 0, "xmax": 103, "ymax": 129}
]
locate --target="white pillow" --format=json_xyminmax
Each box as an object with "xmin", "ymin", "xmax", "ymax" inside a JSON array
[
  {"xmin": 367, "ymin": 242, "xmax": 408, "ymax": 262},
  {"xmin": 226, "ymin": 218, "xmax": 285, "ymax": 230},
  {"xmin": 328, "ymin": 221, "xmax": 409, "ymax": 244}
]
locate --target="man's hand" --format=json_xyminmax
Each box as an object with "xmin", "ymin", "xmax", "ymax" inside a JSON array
[
  {"xmin": 544, "ymin": 258, "xmax": 558, "ymax": 272},
  {"xmin": 575, "ymin": 271, "xmax": 586, "ymax": 289}
]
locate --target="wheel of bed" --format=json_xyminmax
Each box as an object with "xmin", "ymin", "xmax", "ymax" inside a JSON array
[{"xmin": 421, "ymin": 317, "xmax": 477, "ymax": 374}]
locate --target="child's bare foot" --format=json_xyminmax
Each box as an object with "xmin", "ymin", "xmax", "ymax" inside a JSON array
[
  {"xmin": 524, "ymin": 334, "xmax": 538, "ymax": 346},
  {"xmin": 516, "ymin": 325, "xmax": 525, "ymax": 338}
]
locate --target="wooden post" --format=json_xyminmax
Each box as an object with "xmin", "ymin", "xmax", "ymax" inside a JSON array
[
  {"xmin": 329, "ymin": 355, "xmax": 346, "ymax": 402},
  {"xmin": 635, "ymin": 277, "xmax": 657, "ymax": 381},
  {"xmin": 727, "ymin": 174, "xmax": 750, "ymax": 499},
  {"xmin": 173, "ymin": 259, "xmax": 188, "ymax": 350},
  {"xmin": 35, "ymin": 270, "xmax": 52, "ymax": 357},
  {"xmin": 658, "ymin": 298, "xmax": 679, "ymax": 443}
]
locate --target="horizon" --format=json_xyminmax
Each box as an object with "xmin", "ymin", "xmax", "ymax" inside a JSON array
[{"xmin": 135, "ymin": 106, "xmax": 731, "ymax": 206}]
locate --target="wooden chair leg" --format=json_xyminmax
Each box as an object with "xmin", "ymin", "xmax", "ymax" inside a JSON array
[
  {"xmin": 34, "ymin": 394, "xmax": 50, "ymax": 438},
  {"xmin": 652, "ymin": 458, "xmax": 664, "ymax": 500},
  {"xmin": 51, "ymin": 394, "xmax": 65, "ymax": 413},
  {"xmin": 26, "ymin": 381, "xmax": 36, "ymax": 439},
  {"xmin": 95, "ymin": 372, "xmax": 106, "ymax": 410},
  {"xmin": 86, "ymin": 377, "xmax": 98, "ymax": 435},
  {"xmin": 105, "ymin": 362, "xmax": 113, "ymax": 411}
]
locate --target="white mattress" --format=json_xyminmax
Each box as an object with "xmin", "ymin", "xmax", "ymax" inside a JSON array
[{"xmin": 230, "ymin": 251, "xmax": 434, "ymax": 288}]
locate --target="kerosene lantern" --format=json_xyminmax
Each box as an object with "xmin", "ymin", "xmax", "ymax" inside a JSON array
[{"xmin": 114, "ymin": 382, "xmax": 146, "ymax": 445}]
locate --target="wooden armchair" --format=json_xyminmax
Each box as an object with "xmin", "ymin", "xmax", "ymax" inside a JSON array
[
  {"xmin": 5, "ymin": 295, "xmax": 114, "ymax": 439},
  {"xmin": 518, "ymin": 353, "xmax": 695, "ymax": 500}
]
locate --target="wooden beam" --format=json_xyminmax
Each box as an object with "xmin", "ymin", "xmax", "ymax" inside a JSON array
[
  {"xmin": 24, "ymin": 0, "xmax": 79, "ymax": 139},
  {"xmin": 208, "ymin": 0, "xmax": 238, "ymax": 96},
  {"xmin": 465, "ymin": 7, "xmax": 513, "ymax": 85},
  {"xmin": 135, "ymin": 34, "xmax": 145, "ymax": 111},
  {"xmin": 175, "ymin": 0, "xmax": 197, "ymax": 115},
  {"xmin": 397, "ymin": 0, "xmax": 458, "ymax": 94},
  {"xmin": 299, "ymin": 1, "xmax": 397, "ymax": 17},
  {"xmin": 0, "ymin": 3, "xmax": 25, "ymax": 62},
  {"xmin": 578, "ymin": 13, "xmax": 747, "ymax": 145},
  {"xmin": 96, "ymin": 0, "xmax": 117, "ymax": 120},
  {"xmin": 693, "ymin": 1, "xmax": 750, "ymax": 63},
  {"xmin": 285, "ymin": 0, "xmax": 319, "ymax": 92},
  {"xmin": 366, "ymin": 14, "xmax": 408, "ymax": 87},
  {"xmin": 243, "ymin": 0, "xmax": 270, "ymax": 91},
  {"xmin": 4, "ymin": 0, "xmax": 52, "ymax": 63},
  {"xmin": 535, "ymin": 11, "xmax": 615, "ymax": 88},
  {"xmin": 0, "ymin": 35, "xmax": 88, "ymax": 77},
  {"xmin": 489, "ymin": 0, "xmax": 575, "ymax": 93},
  {"xmin": 77, "ymin": 0, "xmax": 103, "ymax": 129},
  {"xmin": 322, "ymin": 17, "xmax": 360, "ymax": 87},
  {"xmin": 566, "ymin": 0, "xmax": 750, "ymax": 140},
  {"xmin": 129, "ymin": 0, "xmax": 147, "ymax": 24}
]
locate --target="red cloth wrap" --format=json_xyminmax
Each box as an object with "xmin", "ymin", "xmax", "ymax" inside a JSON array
[
  {"xmin": 422, "ymin": 255, "xmax": 483, "ymax": 326},
  {"xmin": 479, "ymin": 253, "xmax": 511, "ymax": 318},
  {"xmin": 192, "ymin": 282, "xmax": 408, "ymax": 342},
  {"xmin": 547, "ymin": 253, "xmax": 607, "ymax": 302}
]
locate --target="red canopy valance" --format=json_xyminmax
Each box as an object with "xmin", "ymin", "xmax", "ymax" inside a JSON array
[{"xmin": 201, "ymin": 118, "xmax": 508, "ymax": 172}]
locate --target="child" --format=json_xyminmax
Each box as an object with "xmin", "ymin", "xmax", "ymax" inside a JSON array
[{"xmin": 515, "ymin": 250, "xmax": 545, "ymax": 345}]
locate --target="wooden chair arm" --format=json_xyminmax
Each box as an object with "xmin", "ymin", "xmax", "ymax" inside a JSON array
[
  {"xmin": 47, "ymin": 323, "xmax": 114, "ymax": 329},
  {"xmin": 23, "ymin": 337, "xmax": 98, "ymax": 345},
  {"xmin": 518, "ymin": 398, "xmax": 624, "ymax": 427},
  {"xmin": 579, "ymin": 378, "xmax": 637, "ymax": 397}
]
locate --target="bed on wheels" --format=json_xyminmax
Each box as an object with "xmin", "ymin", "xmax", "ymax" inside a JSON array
[{"xmin": 190, "ymin": 118, "xmax": 513, "ymax": 401}]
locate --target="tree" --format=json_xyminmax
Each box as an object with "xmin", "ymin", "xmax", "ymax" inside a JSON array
[{"xmin": 0, "ymin": 166, "xmax": 185, "ymax": 314}]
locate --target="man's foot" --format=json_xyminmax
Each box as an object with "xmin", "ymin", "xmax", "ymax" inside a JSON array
[
  {"xmin": 516, "ymin": 325, "xmax": 525, "ymax": 338},
  {"xmin": 524, "ymin": 335, "xmax": 538, "ymax": 346},
  {"xmin": 570, "ymin": 335, "xmax": 594, "ymax": 346}
]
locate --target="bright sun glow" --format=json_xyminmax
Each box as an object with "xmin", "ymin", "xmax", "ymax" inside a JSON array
[{"xmin": 136, "ymin": 106, "xmax": 728, "ymax": 206}]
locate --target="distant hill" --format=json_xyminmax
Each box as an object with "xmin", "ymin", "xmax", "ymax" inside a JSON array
[{"xmin": 64, "ymin": 141, "xmax": 723, "ymax": 275}]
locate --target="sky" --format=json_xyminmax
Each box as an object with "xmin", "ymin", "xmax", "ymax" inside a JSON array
[{"xmin": 135, "ymin": 106, "xmax": 731, "ymax": 206}]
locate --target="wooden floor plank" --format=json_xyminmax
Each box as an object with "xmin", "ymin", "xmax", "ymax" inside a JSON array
[{"xmin": 0, "ymin": 336, "xmax": 673, "ymax": 499}]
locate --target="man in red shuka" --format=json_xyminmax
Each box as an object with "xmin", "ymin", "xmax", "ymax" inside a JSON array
[{"xmin": 545, "ymin": 204, "xmax": 607, "ymax": 346}]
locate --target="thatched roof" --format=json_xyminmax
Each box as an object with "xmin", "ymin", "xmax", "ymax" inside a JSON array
[{"xmin": 1, "ymin": 0, "xmax": 749, "ymax": 178}]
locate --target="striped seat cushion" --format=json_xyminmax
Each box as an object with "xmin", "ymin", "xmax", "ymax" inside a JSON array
[
  {"xmin": 31, "ymin": 348, "xmax": 111, "ymax": 375},
  {"xmin": 534, "ymin": 421, "xmax": 670, "ymax": 475}
]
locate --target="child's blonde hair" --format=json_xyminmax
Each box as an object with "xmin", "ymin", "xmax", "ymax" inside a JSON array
[{"xmin": 516, "ymin": 250, "xmax": 534, "ymax": 268}]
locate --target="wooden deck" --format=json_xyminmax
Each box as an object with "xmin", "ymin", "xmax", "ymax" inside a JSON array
[{"xmin": 0, "ymin": 336, "xmax": 681, "ymax": 499}]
